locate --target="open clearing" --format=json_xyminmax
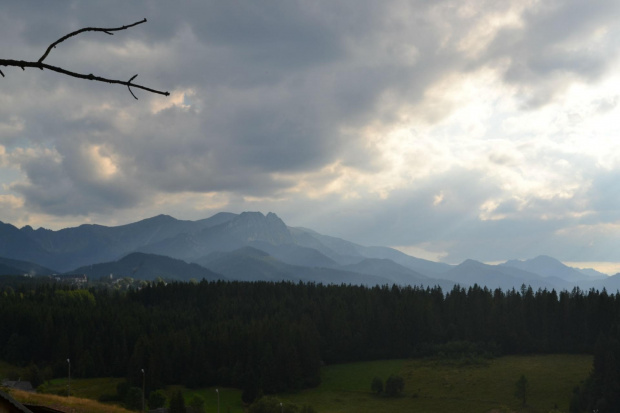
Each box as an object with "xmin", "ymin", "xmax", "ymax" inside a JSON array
[
  {"xmin": 9, "ymin": 354, "xmax": 592, "ymax": 412},
  {"xmin": 282, "ymin": 354, "xmax": 592, "ymax": 413}
]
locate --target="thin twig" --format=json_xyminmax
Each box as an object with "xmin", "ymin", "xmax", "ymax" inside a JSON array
[
  {"xmin": 128, "ymin": 74, "xmax": 139, "ymax": 99},
  {"xmin": 38, "ymin": 18, "xmax": 147, "ymax": 63}
]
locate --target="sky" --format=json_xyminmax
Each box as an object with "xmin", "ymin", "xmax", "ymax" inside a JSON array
[{"xmin": 2, "ymin": 1, "xmax": 620, "ymax": 273}]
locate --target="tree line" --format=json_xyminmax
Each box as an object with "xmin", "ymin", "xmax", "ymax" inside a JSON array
[{"xmin": 1, "ymin": 278, "xmax": 619, "ymax": 404}]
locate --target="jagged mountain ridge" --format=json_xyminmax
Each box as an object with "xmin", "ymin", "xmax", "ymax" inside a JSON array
[
  {"xmin": 137, "ymin": 212, "xmax": 294, "ymax": 261},
  {"xmin": 0, "ymin": 211, "xmax": 613, "ymax": 290},
  {"xmin": 0, "ymin": 214, "xmax": 232, "ymax": 272}
]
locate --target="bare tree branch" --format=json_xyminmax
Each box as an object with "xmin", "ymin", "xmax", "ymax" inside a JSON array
[
  {"xmin": 0, "ymin": 18, "xmax": 169, "ymax": 98},
  {"xmin": 38, "ymin": 19, "xmax": 148, "ymax": 63}
]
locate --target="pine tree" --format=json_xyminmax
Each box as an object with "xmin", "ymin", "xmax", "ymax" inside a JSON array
[
  {"xmin": 515, "ymin": 375, "xmax": 528, "ymax": 407},
  {"xmin": 169, "ymin": 390, "xmax": 186, "ymax": 413},
  {"xmin": 371, "ymin": 377, "xmax": 383, "ymax": 395}
]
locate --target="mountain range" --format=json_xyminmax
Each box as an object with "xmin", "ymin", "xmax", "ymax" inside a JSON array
[{"xmin": 0, "ymin": 211, "xmax": 616, "ymax": 291}]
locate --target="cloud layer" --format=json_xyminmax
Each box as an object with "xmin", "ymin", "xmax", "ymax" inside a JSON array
[{"xmin": 2, "ymin": 1, "xmax": 620, "ymax": 269}]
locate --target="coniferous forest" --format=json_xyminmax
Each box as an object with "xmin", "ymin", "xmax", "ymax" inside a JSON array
[{"xmin": 1, "ymin": 278, "xmax": 619, "ymax": 410}]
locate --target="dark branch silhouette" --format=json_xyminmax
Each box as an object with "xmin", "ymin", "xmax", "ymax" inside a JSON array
[{"xmin": 0, "ymin": 18, "xmax": 169, "ymax": 99}]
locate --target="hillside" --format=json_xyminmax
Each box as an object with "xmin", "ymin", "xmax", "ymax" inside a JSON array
[
  {"xmin": 194, "ymin": 247, "xmax": 392, "ymax": 285},
  {"xmin": 0, "ymin": 211, "xmax": 612, "ymax": 290},
  {"xmin": 0, "ymin": 256, "xmax": 56, "ymax": 276},
  {"xmin": 72, "ymin": 252, "xmax": 221, "ymax": 282}
]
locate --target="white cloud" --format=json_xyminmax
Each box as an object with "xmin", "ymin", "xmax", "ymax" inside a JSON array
[{"xmin": 150, "ymin": 89, "xmax": 197, "ymax": 114}]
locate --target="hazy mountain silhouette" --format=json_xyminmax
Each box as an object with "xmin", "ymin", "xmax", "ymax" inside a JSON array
[
  {"xmin": 72, "ymin": 252, "xmax": 221, "ymax": 282},
  {"xmin": 0, "ymin": 256, "xmax": 56, "ymax": 276},
  {"xmin": 501, "ymin": 255, "xmax": 605, "ymax": 283},
  {"xmin": 0, "ymin": 211, "xmax": 612, "ymax": 290},
  {"xmin": 193, "ymin": 246, "xmax": 391, "ymax": 285},
  {"xmin": 443, "ymin": 259, "xmax": 573, "ymax": 291}
]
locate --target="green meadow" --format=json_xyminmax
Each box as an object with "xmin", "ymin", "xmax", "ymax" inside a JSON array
[
  {"xmin": 282, "ymin": 354, "xmax": 592, "ymax": 413},
  {"xmin": 39, "ymin": 376, "xmax": 125, "ymax": 399},
  {"xmin": 36, "ymin": 379, "xmax": 245, "ymax": 413},
  {"xmin": 17, "ymin": 354, "xmax": 592, "ymax": 412}
]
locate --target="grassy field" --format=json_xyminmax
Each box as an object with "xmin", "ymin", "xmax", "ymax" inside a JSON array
[
  {"xmin": 33, "ymin": 379, "xmax": 243, "ymax": 412},
  {"xmin": 7, "ymin": 388, "xmax": 134, "ymax": 413},
  {"xmin": 35, "ymin": 379, "xmax": 245, "ymax": 412},
  {"xmin": 283, "ymin": 354, "xmax": 592, "ymax": 413},
  {"xmin": 5, "ymin": 354, "xmax": 592, "ymax": 412},
  {"xmin": 166, "ymin": 385, "xmax": 245, "ymax": 413},
  {"xmin": 39, "ymin": 376, "xmax": 125, "ymax": 399}
]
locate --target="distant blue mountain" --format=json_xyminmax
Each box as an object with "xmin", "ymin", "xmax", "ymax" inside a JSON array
[
  {"xmin": 501, "ymin": 255, "xmax": 605, "ymax": 283},
  {"xmin": 72, "ymin": 252, "xmax": 221, "ymax": 282},
  {"xmin": 0, "ymin": 256, "xmax": 56, "ymax": 276},
  {"xmin": 444, "ymin": 259, "xmax": 572, "ymax": 291},
  {"xmin": 0, "ymin": 212, "xmax": 611, "ymax": 290}
]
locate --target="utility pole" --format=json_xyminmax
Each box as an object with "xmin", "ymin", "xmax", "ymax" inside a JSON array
[
  {"xmin": 66, "ymin": 358, "xmax": 70, "ymax": 397},
  {"xmin": 141, "ymin": 368, "xmax": 145, "ymax": 413}
]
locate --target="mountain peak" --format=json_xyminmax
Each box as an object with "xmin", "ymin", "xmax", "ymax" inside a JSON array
[
  {"xmin": 459, "ymin": 259, "xmax": 485, "ymax": 267},
  {"xmin": 504, "ymin": 255, "xmax": 567, "ymax": 271},
  {"xmin": 145, "ymin": 214, "xmax": 177, "ymax": 223},
  {"xmin": 502, "ymin": 255, "xmax": 588, "ymax": 283},
  {"xmin": 225, "ymin": 211, "xmax": 293, "ymax": 246},
  {"xmin": 531, "ymin": 255, "xmax": 563, "ymax": 265},
  {"xmin": 238, "ymin": 211, "xmax": 265, "ymax": 218}
]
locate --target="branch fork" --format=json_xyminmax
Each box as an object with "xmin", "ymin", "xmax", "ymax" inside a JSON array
[{"xmin": 0, "ymin": 18, "xmax": 169, "ymax": 98}]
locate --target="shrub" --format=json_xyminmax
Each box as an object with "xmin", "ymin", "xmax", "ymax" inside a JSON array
[
  {"xmin": 385, "ymin": 375, "xmax": 405, "ymax": 397},
  {"xmin": 371, "ymin": 377, "xmax": 383, "ymax": 395},
  {"xmin": 124, "ymin": 387, "xmax": 143, "ymax": 411},
  {"xmin": 169, "ymin": 390, "xmax": 186, "ymax": 413},
  {"xmin": 189, "ymin": 395, "xmax": 205, "ymax": 413},
  {"xmin": 148, "ymin": 389, "xmax": 167, "ymax": 410}
]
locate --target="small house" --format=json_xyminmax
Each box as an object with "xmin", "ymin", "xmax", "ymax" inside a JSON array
[{"xmin": 1, "ymin": 381, "xmax": 34, "ymax": 393}]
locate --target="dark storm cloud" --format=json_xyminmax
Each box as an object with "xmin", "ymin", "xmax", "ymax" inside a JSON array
[{"xmin": 3, "ymin": 0, "xmax": 451, "ymax": 209}]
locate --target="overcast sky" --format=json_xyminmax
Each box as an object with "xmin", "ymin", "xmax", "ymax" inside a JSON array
[{"xmin": 2, "ymin": 1, "xmax": 620, "ymax": 272}]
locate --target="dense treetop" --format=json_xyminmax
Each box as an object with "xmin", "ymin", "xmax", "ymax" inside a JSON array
[{"xmin": 1, "ymin": 278, "xmax": 619, "ymax": 401}]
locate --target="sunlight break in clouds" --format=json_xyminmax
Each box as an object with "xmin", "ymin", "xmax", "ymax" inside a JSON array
[
  {"xmin": 151, "ymin": 89, "xmax": 197, "ymax": 114},
  {"xmin": 86, "ymin": 145, "xmax": 119, "ymax": 180}
]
